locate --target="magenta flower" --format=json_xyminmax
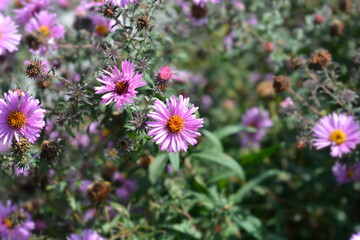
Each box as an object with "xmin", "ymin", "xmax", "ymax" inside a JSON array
[
  {"xmin": 332, "ymin": 161, "xmax": 360, "ymax": 185},
  {"xmin": 95, "ymin": 60, "xmax": 146, "ymax": 110},
  {"xmin": 147, "ymin": 95, "xmax": 204, "ymax": 153},
  {"xmin": 313, "ymin": 113, "xmax": 360, "ymax": 158},
  {"xmin": 155, "ymin": 65, "xmax": 173, "ymax": 88},
  {"xmin": 25, "ymin": 11, "xmax": 65, "ymax": 56},
  {"xmin": 0, "ymin": 90, "xmax": 46, "ymax": 145},
  {"xmin": 0, "ymin": 0, "xmax": 10, "ymax": 11},
  {"xmin": 14, "ymin": 0, "xmax": 50, "ymax": 24},
  {"xmin": 239, "ymin": 107, "xmax": 273, "ymax": 148},
  {"xmin": 109, "ymin": 0, "xmax": 142, "ymax": 8},
  {"xmin": 0, "ymin": 201, "xmax": 35, "ymax": 240},
  {"xmin": 0, "ymin": 14, "xmax": 21, "ymax": 56},
  {"xmin": 67, "ymin": 229, "xmax": 105, "ymax": 240}
]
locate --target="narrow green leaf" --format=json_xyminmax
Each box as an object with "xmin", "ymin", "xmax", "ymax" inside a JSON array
[
  {"xmin": 231, "ymin": 169, "xmax": 280, "ymax": 203},
  {"xmin": 193, "ymin": 151, "xmax": 245, "ymax": 180},
  {"xmin": 149, "ymin": 153, "xmax": 168, "ymax": 184},
  {"xmin": 201, "ymin": 129, "xmax": 223, "ymax": 151},
  {"xmin": 214, "ymin": 125, "xmax": 256, "ymax": 139},
  {"xmin": 168, "ymin": 152, "xmax": 180, "ymax": 173},
  {"xmin": 240, "ymin": 143, "xmax": 284, "ymax": 164}
]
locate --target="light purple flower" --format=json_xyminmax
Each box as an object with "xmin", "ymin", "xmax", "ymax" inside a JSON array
[
  {"xmin": 0, "ymin": 0, "xmax": 10, "ymax": 11},
  {"xmin": 350, "ymin": 232, "xmax": 360, "ymax": 240},
  {"xmin": 95, "ymin": 60, "xmax": 146, "ymax": 110},
  {"xmin": 25, "ymin": 11, "xmax": 65, "ymax": 56},
  {"xmin": 239, "ymin": 107, "xmax": 273, "ymax": 148},
  {"xmin": 0, "ymin": 90, "xmax": 46, "ymax": 146},
  {"xmin": 193, "ymin": 0, "xmax": 221, "ymax": 7},
  {"xmin": 109, "ymin": 0, "xmax": 142, "ymax": 8},
  {"xmin": 245, "ymin": 14, "xmax": 258, "ymax": 26},
  {"xmin": 280, "ymin": 97, "xmax": 295, "ymax": 108},
  {"xmin": 67, "ymin": 229, "xmax": 105, "ymax": 240},
  {"xmin": 0, "ymin": 14, "xmax": 21, "ymax": 56},
  {"xmin": 313, "ymin": 113, "xmax": 360, "ymax": 158},
  {"xmin": 147, "ymin": 95, "xmax": 204, "ymax": 153},
  {"xmin": 14, "ymin": 0, "xmax": 50, "ymax": 24},
  {"xmin": 332, "ymin": 161, "xmax": 360, "ymax": 185},
  {"xmin": 90, "ymin": 14, "xmax": 116, "ymax": 37},
  {"xmin": 0, "ymin": 201, "xmax": 35, "ymax": 240}
]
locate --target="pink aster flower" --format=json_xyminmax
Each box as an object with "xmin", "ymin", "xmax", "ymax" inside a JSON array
[
  {"xmin": 147, "ymin": 95, "xmax": 204, "ymax": 153},
  {"xmin": 67, "ymin": 229, "xmax": 105, "ymax": 240},
  {"xmin": 0, "ymin": 14, "xmax": 21, "ymax": 56},
  {"xmin": 351, "ymin": 232, "xmax": 360, "ymax": 240},
  {"xmin": 14, "ymin": 0, "xmax": 50, "ymax": 24},
  {"xmin": 109, "ymin": 0, "xmax": 142, "ymax": 8},
  {"xmin": 154, "ymin": 65, "xmax": 173, "ymax": 88},
  {"xmin": 239, "ymin": 107, "xmax": 273, "ymax": 148},
  {"xmin": 95, "ymin": 60, "xmax": 146, "ymax": 110},
  {"xmin": 332, "ymin": 161, "xmax": 360, "ymax": 185},
  {"xmin": 0, "ymin": 90, "xmax": 46, "ymax": 146},
  {"xmin": 312, "ymin": 113, "xmax": 360, "ymax": 158},
  {"xmin": 0, "ymin": 200, "xmax": 35, "ymax": 240},
  {"xmin": 25, "ymin": 11, "xmax": 65, "ymax": 56}
]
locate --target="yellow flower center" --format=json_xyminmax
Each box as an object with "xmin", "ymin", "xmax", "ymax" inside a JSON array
[
  {"xmin": 347, "ymin": 168, "xmax": 355, "ymax": 179},
  {"xmin": 39, "ymin": 25, "xmax": 50, "ymax": 37},
  {"xmin": 167, "ymin": 115, "xmax": 184, "ymax": 133},
  {"xmin": 96, "ymin": 24, "xmax": 109, "ymax": 36},
  {"xmin": 329, "ymin": 129, "xmax": 346, "ymax": 145},
  {"xmin": 115, "ymin": 81, "xmax": 129, "ymax": 95},
  {"xmin": 3, "ymin": 218, "xmax": 12, "ymax": 229},
  {"xmin": 8, "ymin": 111, "xmax": 26, "ymax": 129}
]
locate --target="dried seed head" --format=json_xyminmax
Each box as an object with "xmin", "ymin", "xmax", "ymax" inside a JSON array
[
  {"xmin": 339, "ymin": 89, "xmax": 358, "ymax": 104},
  {"xmin": 256, "ymin": 81, "xmax": 275, "ymax": 98},
  {"xmin": 26, "ymin": 59, "xmax": 43, "ymax": 79},
  {"xmin": 101, "ymin": 4, "xmax": 117, "ymax": 18},
  {"xmin": 25, "ymin": 32, "xmax": 45, "ymax": 50},
  {"xmin": 136, "ymin": 57, "xmax": 149, "ymax": 72},
  {"xmin": 57, "ymin": 111, "xmax": 70, "ymax": 127},
  {"xmin": 87, "ymin": 181, "xmax": 111, "ymax": 203},
  {"xmin": 339, "ymin": 0, "xmax": 353, "ymax": 12},
  {"xmin": 291, "ymin": 57, "xmax": 306, "ymax": 70},
  {"xmin": 263, "ymin": 42, "xmax": 274, "ymax": 52},
  {"xmin": 12, "ymin": 137, "xmax": 30, "ymax": 154},
  {"xmin": 104, "ymin": 45, "xmax": 121, "ymax": 63},
  {"xmin": 37, "ymin": 77, "xmax": 51, "ymax": 89},
  {"xmin": 73, "ymin": 17, "xmax": 93, "ymax": 31},
  {"xmin": 118, "ymin": 136, "xmax": 133, "ymax": 151},
  {"xmin": 130, "ymin": 111, "xmax": 147, "ymax": 133},
  {"xmin": 273, "ymin": 75, "xmax": 290, "ymax": 93},
  {"xmin": 330, "ymin": 20, "xmax": 344, "ymax": 37},
  {"xmin": 41, "ymin": 140, "xmax": 61, "ymax": 160},
  {"xmin": 138, "ymin": 155, "xmax": 155, "ymax": 168},
  {"xmin": 191, "ymin": 3, "xmax": 207, "ymax": 19},
  {"xmin": 136, "ymin": 15, "xmax": 150, "ymax": 31},
  {"xmin": 309, "ymin": 50, "xmax": 332, "ymax": 67},
  {"xmin": 66, "ymin": 83, "xmax": 92, "ymax": 106}
]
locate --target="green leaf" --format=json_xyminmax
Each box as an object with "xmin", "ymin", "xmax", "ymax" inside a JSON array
[
  {"xmin": 240, "ymin": 143, "xmax": 283, "ymax": 164},
  {"xmin": 66, "ymin": 127, "xmax": 76, "ymax": 138},
  {"xmin": 67, "ymin": 195, "xmax": 77, "ymax": 211},
  {"xmin": 214, "ymin": 125, "xmax": 256, "ymax": 139},
  {"xmin": 233, "ymin": 214, "xmax": 263, "ymax": 240},
  {"xmin": 163, "ymin": 221, "xmax": 202, "ymax": 239},
  {"xmin": 168, "ymin": 152, "xmax": 180, "ymax": 173},
  {"xmin": 193, "ymin": 151, "xmax": 245, "ymax": 180},
  {"xmin": 201, "ymin": 129, "xmax": 223, "ymax": 151},
  {"xmin": 209, "ymin": 170, "xmax": 237, "ymax": 183},
  {"xmin": 149, "ymin": 153, "xmax": 168, "ymax": 184},
  {"xmin": 231, "ymin": 169, "xmax": 280, "ymax": 203}
]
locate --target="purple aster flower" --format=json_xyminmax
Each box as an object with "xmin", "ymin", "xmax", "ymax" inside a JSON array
[
  {"xmin": 312, "ymin": 113, "xmax": 360, "ymax": 158},
  {"xmin": 332, "ymin": 161, "xmax": 360, "ymax": 185},
  {"xmin": 0, "ymin": 0, "xmax": 10, "ymax": 11},
  {"xmin": 109, "ymin": 0, "xmax": 141, "ymax": 8},
  {"xmin": 90, "ymin": 14, "xmax": 116, "ymax": 37},
  {"xmin": 0, "ymin": 90, "xmax": 46, "ymax": 146},
  {"xmin": 67, "ymin": 229, "xmax": 105, "ymax": 240},
  {"xmin": 0, "ymin": 201, "xmax": 35, "ymax": 240},
  {"xmin": 25, "ymin": 11, "xmax": 65, "ymax": 56},
  {"xmin": 0, "ymin": 14, "xmax": 21, "ymax": 56},
  {"xmin": 245, "ymin": 14, "xmax": 258, "ymax": 26},
  {"xmin": 95, "ymin": 60, "xmax": 146, "ymax": 110},
  {"xmin": 147, "ymin": 95, "xmax": 204, "ymax": 153},
  {"xmin": 351, "ymin": 232, "xmax": 360, "ymax": 240},
  {"xmin": 193, "ymin": 0, "xmax": 221, "ymax": 7},
  {"xmin": 239, "ymin": 107, "xmax": 273, "ymax": 148},
  {"xmin": 14, "ymin": 0, "xmax": 50, "ymax": 24}
]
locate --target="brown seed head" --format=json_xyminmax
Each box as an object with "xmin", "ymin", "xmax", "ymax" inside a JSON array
[
  {"xmin": 40, "ymin": 140, "xmax": 61, "ymax": 160},
  {"xmin": 25, "ymin": 32, "xmax": 45, "ymax": 50},
  {"xmin": 26, "ymin": 60, "xmax": 43, "ymax": 79},
  {"xmin": 309, "ymin": 50, "xmax": 332, "ymax": 67},
  {"xmin": 256, "ymin": 81, "xmax": 275, "ymax": 98},
  {"xmin": 291, "ymin": 57, "xmax": 306, "ymax": 70},
  {"xmin": 87, "ymin": 181, "xmax": 111, "ymax": 203},
  {"xmin": 12, "ymin": 137, "xmax": 30, "ymax": 154},
  {"xmin": 137, "ymin": 15, "xmax": 150, "ymax": 31},
  {"xmin": 273, "ymin": 75, "xmax": 290, "ymax": 94},
  {"xmin": 339, "ymin": 0, "xmax": 353, "ymax": 12},
  {"xmin": 191, "ymin": 3, "xmax": 207, "ymax": 19},
  {"xmin": 138, "ymin": 155, "xmax": 155, "ymax": 168},
  {"xmin": 330, "ymin": 21, "xmax": 344, "ymax": 37}
]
